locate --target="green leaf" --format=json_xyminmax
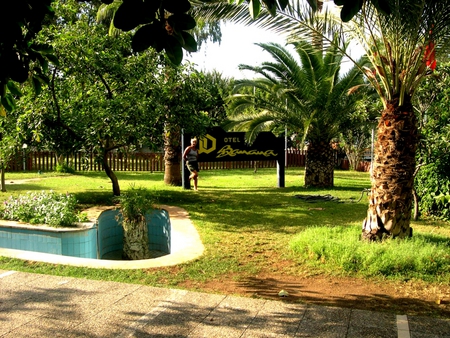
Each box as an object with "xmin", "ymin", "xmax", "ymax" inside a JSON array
[
  {"xmin": 36, "ymin": 54, "xmax": 49, "ymax": 74},
  {"xmin": 45, "ymin": 53, "xmax": 60, "ymax": 67},
  {"xmin": 371, "ymin": 0, "xmax": 391, "ymax": 15},
  {"xmin": 249, "ymin": 0, "xmax": 261, "ymax": 19},
  {"xmin": 0, "ymin": 104, "xmax": 6, "ymax": 117},
  {"xmin": 165, "ymin": 36, "xmax": 183, "ymax": 65},
  {"xmin": 1, "ymin": 95, "xmax": 15, "ymax": 112},
  {"xmin": 277, "ymin": 0, "xmax": 289, "ymax": 10},
  {"xmin": 261, "ymin": 0, "xmax": 276, "ymax": 16},
  {"xmin": 180, "ymin": 31, "xmax": 197, "ymax": 53},
  {"xmin": 32, "ymin": 71, "xmax": 50, "ymax": 85},
  {"xmin": 32, "ymin": 76, "xmax": 43, "ymax": 96},
  {"xmin": 6, "ymin": 81, "xmax": 22, "ymax": 97},
  {"xmin": 132, "ymin": 24, "xmax": 160, "ymax": 53},
  {"xmin": 305, "ymin": 0, "xmax": 318, "ymax": 11},
  {"xmin": 340, "ymin": 0, "xmax": 363, "ymax": 22},
  {"xmin": 114, "ymin": 0, "xmax": 146, "ymax": 32},
  {"xmin": 163, "ymin": 0, "xmax": 191, "ymax": 14},
  {"xmin": 167, "ymin": 13, "xmax": 196, "ymax": 31},
  {"xmin": 30, "ymin": 43, "xmax": 54, "ymax": 55}
]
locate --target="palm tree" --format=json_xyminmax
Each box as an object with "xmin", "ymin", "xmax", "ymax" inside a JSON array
[
  {"xmin": 199, "ymin": 0, "xmax": 450, "ymax": 239},
  {"xmin": 228, "ymin": 40, "xmax": 365, "ymax": 187}
]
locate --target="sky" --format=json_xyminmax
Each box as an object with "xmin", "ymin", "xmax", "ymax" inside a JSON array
[
  {"xmin": 185, "ymin": 22, "xmax": 293, "ymax": 79},
  {"xmin": 185, "ymin": 21, "xmax": 363, "ymax": 79}
]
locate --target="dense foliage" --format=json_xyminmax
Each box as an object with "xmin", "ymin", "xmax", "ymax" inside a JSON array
[
  {"xmin": 0, "ymin": 0, "xmax": 57, "ymax": 113},
  {"xmin": 414, "ymin": 63, "xmax": 450, "ymax": 220}
]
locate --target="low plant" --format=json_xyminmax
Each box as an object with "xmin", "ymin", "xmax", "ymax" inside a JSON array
[
  {"xmin": 1, "ymin": 191, "xmax": 88, "ymax": 227},
  {"xmin": 55, "ymin": 163, "xmax": 76, "ymax": 174},
  {"xmin": 115, "ymin": 186, "xmax": 159, "ymax": 260}
]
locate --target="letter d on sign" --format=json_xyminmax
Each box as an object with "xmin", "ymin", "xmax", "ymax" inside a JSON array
[{"xmin": 199, "ymin": 134, "xmax": 217, "ymax": 154}]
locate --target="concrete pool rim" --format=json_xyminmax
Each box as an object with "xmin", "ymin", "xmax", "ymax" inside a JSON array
[{"xmin": 0, "ymin": 205, "xmax": 204, "ymax": 270}]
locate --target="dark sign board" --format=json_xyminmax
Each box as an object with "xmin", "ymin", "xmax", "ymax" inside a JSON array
[
  {"xmin": 194, "ymin": 127, "xmax": 284, "ymax": 162},
  {"xmin": 182, "ymin": 127, "xmax": 285, "ymax": 189}
]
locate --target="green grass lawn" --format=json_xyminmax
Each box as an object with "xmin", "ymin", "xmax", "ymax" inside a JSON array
[{"xmin": 1, "ymin": 167, "xmax": 449, "ymax": 288}]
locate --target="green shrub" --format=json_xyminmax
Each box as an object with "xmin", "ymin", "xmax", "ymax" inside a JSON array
[
  {"xmin": 55, "ymin": 163, "xmax": 76, "ymax": 174},
  {"xmin": 415, "ymin": 162, "xmax": 450, "ymax": 221},
  {"xmin": 115, "ymin": 186, "xmax": 157, "ymax": 226},
  {"xmin": 1, "ymin": 191, "xmax": 88, "ymax": 227}
]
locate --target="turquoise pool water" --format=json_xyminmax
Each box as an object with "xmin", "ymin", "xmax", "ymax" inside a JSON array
[{"xmin": 0, "ymin": 209, "xmax": 170, "ymax": 259}]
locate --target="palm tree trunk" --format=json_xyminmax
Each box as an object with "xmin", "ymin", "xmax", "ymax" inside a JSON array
[
  {"xmin": 362, "ymin": 97, "xmax": 418, "ymax": 240},
  {"xmin": 304, "ymin": 140, "xmax": 334, "ymax": 188},
  {"xmin": 163, "ymin": 125, "xmax": 182, "ymax": 186},
  {"xmin": 122, "ymin": 215, "xmax": 151, "ymax": 260}
]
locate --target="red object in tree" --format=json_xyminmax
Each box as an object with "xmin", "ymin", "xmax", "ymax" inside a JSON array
[{"xmin": 424, "ymin": 41, "xmax": 437, "ymax": 70}]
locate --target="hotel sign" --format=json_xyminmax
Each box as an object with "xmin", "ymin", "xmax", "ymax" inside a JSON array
[{"xmin": 196, "ymin": 127, "xmax": 284, "ymax": 162}]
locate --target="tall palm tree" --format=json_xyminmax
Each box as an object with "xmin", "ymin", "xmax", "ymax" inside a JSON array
[
  {"xmin": 228, "ymin": 40, "xmax": 365, "ymax": 187},
  {"xmin": 199, "ymin": 0, "xmax": 450, "ymax": 239}
]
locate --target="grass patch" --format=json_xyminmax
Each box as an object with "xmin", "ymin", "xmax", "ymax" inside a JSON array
[
  {"xmin": 0, "ymin": 168, "xmax": 449, "ymax": 288},
  {"xmin": 290, "ymin": 226, "xmax": 450, "ymax": 282}
]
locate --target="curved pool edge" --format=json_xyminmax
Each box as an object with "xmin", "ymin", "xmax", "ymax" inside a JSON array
[{"xmin": 0, "ymin": 205, "xmax": 204, "ymax": 270}]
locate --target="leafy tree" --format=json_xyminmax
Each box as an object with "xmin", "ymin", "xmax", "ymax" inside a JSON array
[
  {"xmin": 156, "ymin": 66, "xmax": 232, "ymax": 186},
  {"xmin": 339, "ymin": 88, "xmax": 380, "ymax": 171},
  {"xmin": 95, "ymin": 1, "xmax": 230, "ymax": 187},
  {"xmin": 228, "ymin": 40, "xmax": 365, "ymax": 187},
  {"xmin": 414, "ymin": 63, "xmax": 450, "ymax": 221},
  {"xmin": 16, "ymin": 0, "xmax": 165, "ymax": 196}
]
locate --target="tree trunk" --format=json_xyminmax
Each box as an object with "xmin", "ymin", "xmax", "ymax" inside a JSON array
[
  {"xmin": 362, "ymin": 97, "xmax": 418, "ymax": 240},
  {"xmin": 122, "ymin": 215, "xmax": 151, "ymax": 260},
  {"xmin": 55, "ymin": 154, "xmax": 64, "ymax": 166},
  {"xmin": 304, "ymin": 140, "xmax": 334, "ymax": 188},
  {"xmin": 163, "ymin": 126, "xmax": 182, "ymax": 186},
  {"xmin": 102, "ymin": 150, "xmax": 120, "ymax": 196},
  {"xmin": 346, "ymin": 151, "xmax": 363, "ymax": 171},
  {"xmin": 0, "ymin": 168, "xmax": 5, "ymax": 192}
]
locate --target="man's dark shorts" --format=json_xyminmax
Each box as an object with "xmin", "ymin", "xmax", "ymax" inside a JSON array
[{"xmin": 186, "ymin": 161, "xmax": 199, "ymax": 173}]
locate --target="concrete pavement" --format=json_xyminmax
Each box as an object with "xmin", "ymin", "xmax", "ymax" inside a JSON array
[{"xmin": 1, "ymin": 270, "xmax": 450, "ymax": 337}]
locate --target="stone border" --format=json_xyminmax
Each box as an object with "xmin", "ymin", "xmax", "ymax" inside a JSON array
[{"xmin": 0, "ymin": 205, "xmax": 204, "ymax": 270}]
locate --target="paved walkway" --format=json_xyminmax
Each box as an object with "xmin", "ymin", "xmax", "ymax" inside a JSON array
[
  {"xmin": 1, "ymin": 270, "xmax": 450, "ymax": 338},
  {"xmin": 1, "ymin": 206, "xmax": 450, "ymax": 337}
]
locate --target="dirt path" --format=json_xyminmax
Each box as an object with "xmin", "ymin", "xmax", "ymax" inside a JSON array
[{"xmin": 180, "ymin": 273, "xmax": 450, "ymax": 317}]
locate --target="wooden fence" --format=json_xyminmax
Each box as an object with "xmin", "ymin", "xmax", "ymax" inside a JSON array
[
  {"xmin": 7, "ymin": 149, "xmax": 369, "ymax": 172},
  {"xmin": 8, "ymin": 151, "xmax": 165, "ymax": 172}
]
